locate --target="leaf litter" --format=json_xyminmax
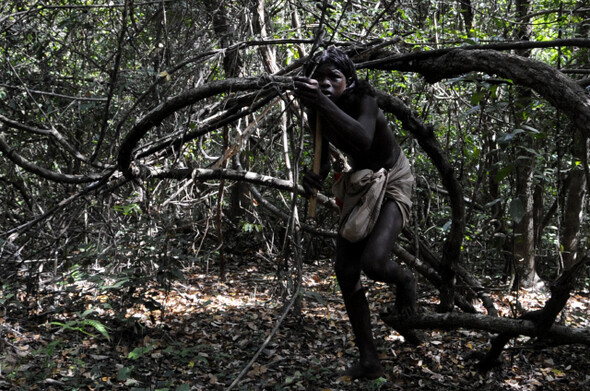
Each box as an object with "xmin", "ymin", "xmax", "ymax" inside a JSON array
[{"xmin": 0, "ymin": 256, "xmax": 589, "ymax": 390}]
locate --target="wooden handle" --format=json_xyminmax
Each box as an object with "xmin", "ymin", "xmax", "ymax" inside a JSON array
[{"xmin": 309, "ymin": 115, "xmax": 322, "ymax": 218}]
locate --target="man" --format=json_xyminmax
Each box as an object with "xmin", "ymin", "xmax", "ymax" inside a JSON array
[{"xmin": 294, "ymin": 47, "xmax": 416, "ymax": 379}]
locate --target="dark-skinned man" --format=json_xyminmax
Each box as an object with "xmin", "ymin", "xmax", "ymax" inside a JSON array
[{"xmin": 294, "ymin": 47, "xmax": 416, "ymax": 379}]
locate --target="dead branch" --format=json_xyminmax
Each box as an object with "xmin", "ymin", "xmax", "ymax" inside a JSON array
[
  {"xmin": 133, "ymin": 165, "xmax": 336, "ymax": 207},
  {"xmin": 358, "ymin": 38, "xmax": 590, "ymax": 69},
  {"xmin": 381, "ymin": 311, "xmax": 590, "ymax": 345},
  {"xmin": 248, "ymin": 185, "xmax": 338, "ymax": 238},
  {"xmin": 477, "ymin": 257, "xmax": 588, "ymax": 370},
  {"xmin": 393, "ymin": 244, "xmax": 477, "ymax": 314},
  {"xmin": 383, "ymin": 257, "xmax": 589, "ymax": 372},
  {"xmin": 3, "ymin": 176, "xmax": 111, "ymax": 236}
]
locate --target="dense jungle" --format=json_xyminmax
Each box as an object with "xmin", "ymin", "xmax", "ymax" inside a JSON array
[{"xmin": 1, "ymin": 1, "xmax": 589, "ymax": 390}]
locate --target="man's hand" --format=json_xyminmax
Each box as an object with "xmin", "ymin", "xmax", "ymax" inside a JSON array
[
  {"xmin": 293, "ymin": 76, "xmax": 324, "ymax": 107},
  {"xmin": 302, "ymin": 169, "xmax": 324, "ymax": 196}
]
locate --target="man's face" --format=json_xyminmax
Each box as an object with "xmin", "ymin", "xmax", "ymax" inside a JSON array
[{"xmin": 312, "ymin": 63, "xmax": 348, "ymax": 101}]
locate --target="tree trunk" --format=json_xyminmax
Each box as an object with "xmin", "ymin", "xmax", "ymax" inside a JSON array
[
  {"xmin": 533, "ymin": 182, "xmax": 544, "ymax": 248},
  {"xmin": 203, "ymin": 0, "xmax": 242, "ymax": 78},
  {"xmin": 511, "ymin": 0, "xmax": 542, "ymax": 290},
  {"xmin": 203, "ymin": 0, "xmax": 245, "ymax": 226},
  {"xmin": 561, "ymin": 128, "xmax": 587, "ymax": 270},
  {"xmin": 513, "ymin": 155, "xmax": 541, "ymax": 289},
  {"xmin": 457, "ymin": 0, "xmax": 473, "ymax": 36}
]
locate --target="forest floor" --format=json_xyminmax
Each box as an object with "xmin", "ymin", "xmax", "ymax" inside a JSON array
[{"xmin": 1, "ymin": 256, "xmax": 589, "ymax": 391}]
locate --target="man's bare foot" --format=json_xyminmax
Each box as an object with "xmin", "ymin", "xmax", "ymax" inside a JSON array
[
  {"xmin": 340, "ymin": 361, "xmax": 384, "ymax": 380},
  {"xmin": 392, "ymin": 272, "xmax": 417, "ymax": 317}
]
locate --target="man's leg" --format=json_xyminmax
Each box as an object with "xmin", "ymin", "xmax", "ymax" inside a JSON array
[
  {"xmin": 361, "ymin": 200, "xmax": 417, "ymax": 316},
  {"xmin": 335, "ymin": 238, "xmax": 384, "ymax": 379}
]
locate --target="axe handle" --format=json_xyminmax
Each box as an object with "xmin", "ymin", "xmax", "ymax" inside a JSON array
[{"xmin": 309, "ymin": 115, "xmax": 322, "ymax": 218}]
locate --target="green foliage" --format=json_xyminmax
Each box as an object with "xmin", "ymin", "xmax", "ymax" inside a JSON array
[
  {"xmin": 50, "ymin": 310, "xmax": 111, "ymax": 341},
  {"xmin": 128, "ymin": 343, "xmax": 156, "ymax": 360},
  {"xmin": 242, "ymin": 221, "xmax": 262, "ymax": 233},
  {"xmin": 114, "ymin": 203, "xmax": 143, "ymax": 216},
  {"xmin": 368, "ymin": 377, "xmax": 389, "ymax": 390}
]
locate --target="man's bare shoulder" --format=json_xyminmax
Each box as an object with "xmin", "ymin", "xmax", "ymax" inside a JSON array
[{"xmin": 357, "ymin": 93, "xmax": 379, "ymax": 113}]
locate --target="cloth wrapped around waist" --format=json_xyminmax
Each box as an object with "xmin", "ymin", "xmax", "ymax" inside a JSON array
[{"xmin": 331, "ymin": 152, "xmax": 413, "ymax": 242}]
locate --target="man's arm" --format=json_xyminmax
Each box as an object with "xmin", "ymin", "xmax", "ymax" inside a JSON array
[
  {"xmin": 294, "ymin": 77, "xmax": 379, "ymax": 157},
  {"xmin": 319, "ymin": 95, "xmax": 379, "ymax": 156}
]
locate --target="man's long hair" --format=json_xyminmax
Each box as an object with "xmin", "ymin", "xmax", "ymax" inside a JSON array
[{"xmin": 303, "ymin": 46, "xmax": 359, "ymax": 87}]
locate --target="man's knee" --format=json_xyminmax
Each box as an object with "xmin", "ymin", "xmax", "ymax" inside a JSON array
[
  {"xmin": 361, "ymin": 257, "xmax": 386, "ymax": 281},
  {"xmin": 359, "ymin": 242, "xmax": 391, "ymax": 276},
  {"xmin": 335, "ymin": 262, "xmax": 360, "ymax": 293},
  {"xmin": 335, "ymin": 261, "xmax": 355, "ymax": 281}
]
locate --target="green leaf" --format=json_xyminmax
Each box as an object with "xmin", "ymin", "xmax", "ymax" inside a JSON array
[
  {"xmin": 128, "ymin": 344, "xmax": 155, "ymax": 360},
  {"xmin": 509, "ymin": 198, "xmax": 525, "ymax": 223},
  {"xmin": 118, "ymin": 366, "xmax": 133, "ymax": 381},
  {"xmin": 463, "ymin": 38, "xmax": 480, "ymax": 45},
  {"xmin": 498, "ymin": 128, "xmax": 525, "ymax": 143},
  {"xmin": 82, "ymin": 319, "xmax": 111, "ymax": 341},
  {"xmin": 494, "ymin": 165, "xmax": 514, "ymax": 183},
  {"xmin": 464, "ymin": 105, "xmax": 481, "ymax": 115},
  {"xmin": 442, "ymin": 220, "xmax": 452, "ymax": 232},
  {"xmin": 520, "ymin": 124, "xmax": 540, "ymax": 133},
  {"xmin": 520, "ymin": 147, "xmax": 539, "ymax": 156},
  {"xmin": 484, "ymin": 198, "xmax": 503, "ymax": 208},
  {"xmin": 113, "ymin": 203, "xmax": 142, "ymax": 216},
  {"xmin": 471, "ymin": 91, "xmax": 485, "ymax": 105}
]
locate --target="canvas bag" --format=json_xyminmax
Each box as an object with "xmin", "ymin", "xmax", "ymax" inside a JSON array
[{"xmin": 332, "ymin": 168, "xmax": 389, "ymax": 242}]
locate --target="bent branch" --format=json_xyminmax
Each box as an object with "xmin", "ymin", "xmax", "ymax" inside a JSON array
[
  {"xmin": 363, "ymin": 48, "xmax": 590, "ymax": 135},
  {"xmin": 117, "ymin": 76, "xmax": 293, "ymax": 175},
  {"xmin": 376, "ymin": 90, "xmax": 464, "ymax": 312},
  {"xmin": 0, "ymin": 114, "xmax": 106, "ymax": 167}
]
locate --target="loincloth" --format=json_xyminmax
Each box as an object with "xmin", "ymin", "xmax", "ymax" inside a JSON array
[{"xmin": 331, "ymin": 152, "xmax": 414, "ymax": 242}]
